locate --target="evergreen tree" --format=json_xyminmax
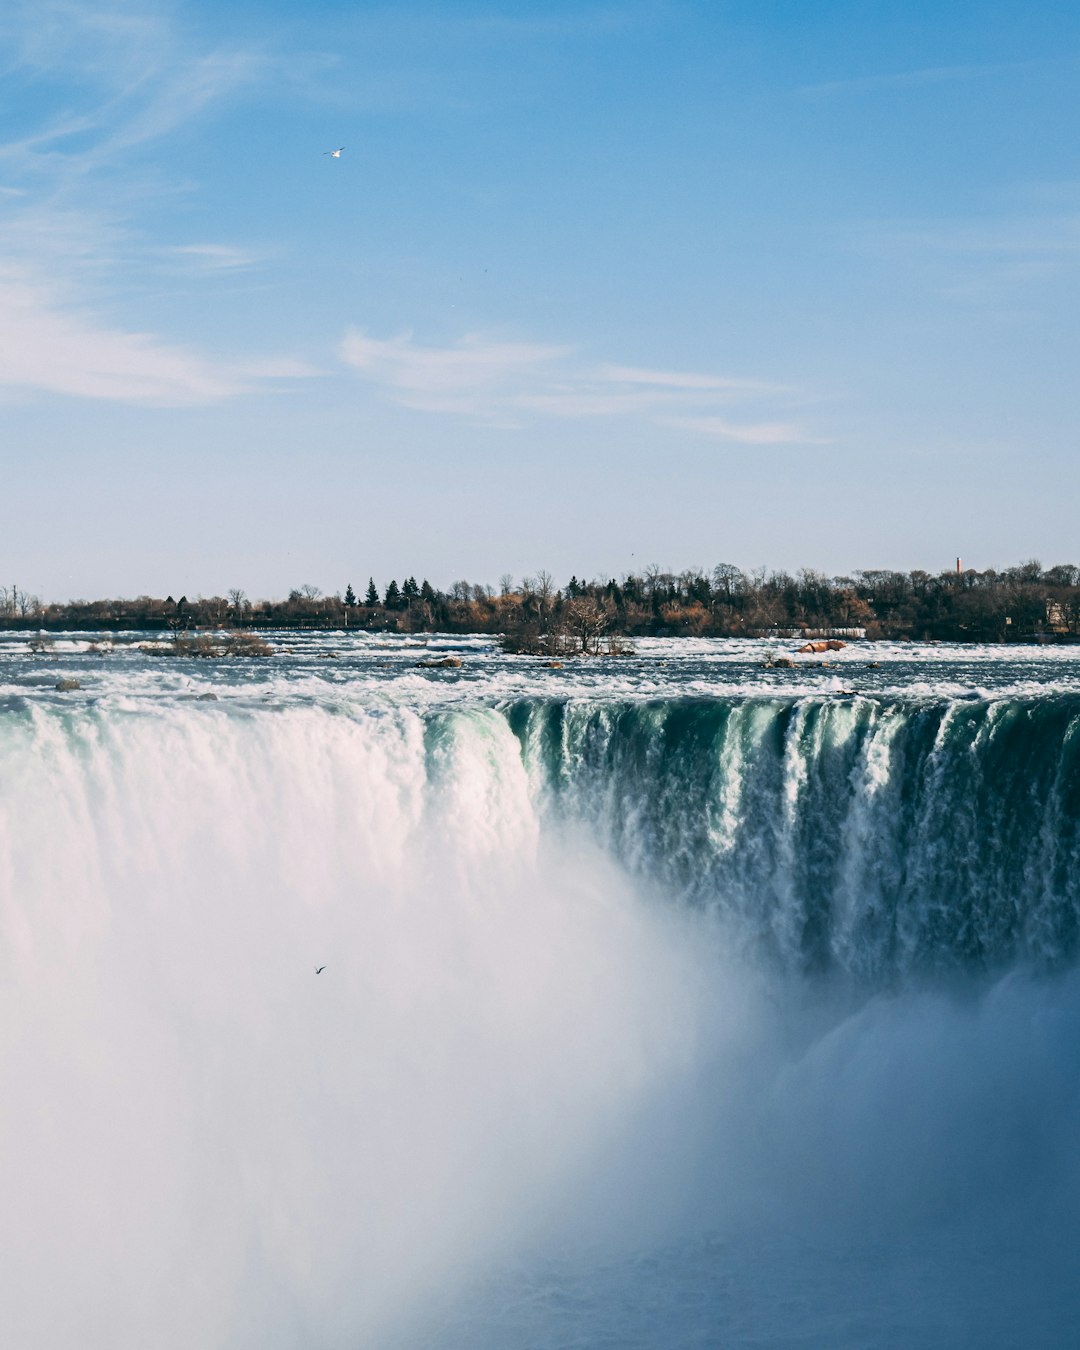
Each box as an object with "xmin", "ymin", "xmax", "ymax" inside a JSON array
[
  {"xmin": 420, "ymin": 579, "xmax": 436, "ymax": 602},
  {"xmin": 344, "ymin": 583, "xmax": 357, "ymax": 607},
  {"xmin": 384, "ymin": 579, "xmax": 401, "ymax": 609},
  {"xmin": 403, "ymin": 576, "xmax": 420, "ymax": 600},
  {"xmin": 365, "ymin": 578, "xmax": 379, "ymax": 606}
]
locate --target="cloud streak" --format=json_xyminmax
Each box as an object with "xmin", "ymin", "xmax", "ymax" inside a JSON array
[
  {"xmin": 340, "ymin": 329, "xmax": 815, "ymax": 444},
  {"xmin": 168, "ymin": 243, "xmax": 269, "ymax": 272},
  {"xmin": 856, "ymin": 197, "xmax": 1080, "ymax": 303},
  {"xmin": 660, "ymin": 415, "xmax": 817, "ymax": 445},
  {"xmin": 0, "ymin": 5, "xmax": 317, "ymax": 407},
  {"xmin": 799, "ymin": 59, "xmax": 1047, "ymax": 99},
  {"xmin": 0, "ymin": 266, "xmax": 314, "ymax": 406},
  {"xmin": 877, "ymin": 214, "xmax": 1080, "ymax": 259}
]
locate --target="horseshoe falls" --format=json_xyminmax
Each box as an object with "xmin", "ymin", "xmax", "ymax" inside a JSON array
[{"xmin": 2, "ymin": 636, "xmax": 1079, "ymax": 1349}]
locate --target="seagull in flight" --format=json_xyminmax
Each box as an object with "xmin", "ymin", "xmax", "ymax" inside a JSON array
[
  {"xmin": 315, "ymin": 965, "xmax": 327, "ymax": 974},
  {"xmin": 323, "ymin": 147, "xmax": 344, "ymax": 158}
]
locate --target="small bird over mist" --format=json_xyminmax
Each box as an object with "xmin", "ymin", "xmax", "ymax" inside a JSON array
[
  {"xmin": 323, "ymin": 147, "xmax": 343, "ymax": 158},
  {"xmin": 315, "ymin": 965, "xmax": 327, "ymax": 974}
]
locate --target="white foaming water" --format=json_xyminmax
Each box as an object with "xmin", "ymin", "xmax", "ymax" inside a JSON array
[
  {"xmin": 1, "ymin": 636, "xmax": 1079, "ymax": 1348},
  {"xmin": 6, "ymin": 628, "xmax": 1080, "ymax": 707},
  {"xmin": 0, "ymin": 702, "xmax": 714, "ymax": 1348}
]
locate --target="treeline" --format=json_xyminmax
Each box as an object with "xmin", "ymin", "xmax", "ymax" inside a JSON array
[{"xmin": 3, "ymin": 562, "xmax": 1079, "ymax": 645}]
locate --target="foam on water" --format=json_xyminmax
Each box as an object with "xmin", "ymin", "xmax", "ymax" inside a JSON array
[{"xmin": 5, "ymin": 629, "xmax": 1080, "ymax": 707}]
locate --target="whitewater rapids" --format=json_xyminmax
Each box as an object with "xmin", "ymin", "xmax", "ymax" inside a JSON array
[{"xmin": 1, "ymin": 634, "xmax": 1077, "ymax": 1347}]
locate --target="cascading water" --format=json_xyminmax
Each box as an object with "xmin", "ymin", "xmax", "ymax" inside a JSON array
[
  {"xmin": 2, "ymin": 635, "xmax": 1078, "ymax": 1348},
  {"xmin": 509, "ymin": 694, "xmax": 1080, "ymax": 976}
]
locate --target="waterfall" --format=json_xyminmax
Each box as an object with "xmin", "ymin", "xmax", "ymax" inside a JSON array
[
  {"xmin": 510, "ymin": 694, "xmax": 1080, "ymax": 976},
  {"xmin": 2, "ymin": 692, "xmax": 1078, "ymax": 1348}
]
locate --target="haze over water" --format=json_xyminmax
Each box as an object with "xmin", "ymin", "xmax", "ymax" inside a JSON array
[{"xmin": 1, "ymin": 633, "xmax": 1078, "ymax": 1347}]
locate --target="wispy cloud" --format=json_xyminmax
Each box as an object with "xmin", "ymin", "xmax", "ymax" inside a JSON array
[
  {"xmin": 856, "ymin": 196, "xmax": 1080, "ymax": 304},
  {"xmin": 0, "ymin": 4, "xmax": 315, "ymax": 406},
  {"xmin": 92, "ymin": 49, "xmax": 269, "ymax": 162},
  {"xmin": 0, "ymin": 1, "xmax": 168, "ymax": 88},
  {"xmin": 0, "ymin": 2, "xmax": 298, "ymax": 257},
  {"xmin": 878, "ymin": 213, "xmax": 1080, "ymax": 259},
  {"xmin": 659, "ymin": 415, "xmax": 817, "ymax": 445},
  {"xmin": 341, "ymin": 330, "xmax": 569, "ymax": 400},
  {"xmin": 0, "ymin": 265, "xmax": 314, "ymax": 405},
  {"xmin": 340, "ymin": 328, "xmax": 815, "ymax": 443},
  {"xmin": 168, "ymin": 243, "xmax": 268, "ymax": 272},
  {"xmin": 412, "ymin": 6, "xmax": 664, "ymax": 42},
  {"xmin": 0, "ymin": 41, "xmax": 268, "ymax": 180},
  {"xmin": 597, "ymin": 363, "xmax": 775, "ymax": 393},
  {"xmin": 800, "ymin": 59, "xmax": 1046, "ymax": 99}
]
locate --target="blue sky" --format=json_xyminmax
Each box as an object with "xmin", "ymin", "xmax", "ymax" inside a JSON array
[{"xmin": 2, "ymin": 0, "xmax": 1079, "ymax": 600}]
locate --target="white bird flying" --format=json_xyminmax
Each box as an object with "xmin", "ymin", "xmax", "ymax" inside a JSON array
[{"xmin": 323, "ymin": 147, "xmax": 344, "ymax": 158}]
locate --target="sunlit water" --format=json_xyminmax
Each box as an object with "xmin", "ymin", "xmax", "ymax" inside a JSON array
[{"xmin": 1, "ymin": 633, "xmax": 1078, "ymax": 1347}]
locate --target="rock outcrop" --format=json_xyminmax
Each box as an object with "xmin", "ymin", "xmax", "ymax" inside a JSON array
[
  {"xmin": 417, "ymin": 655, "xmax": 462, "ymax": 669},
  {"xmin": 797, "ymin": 639, "xmax": 847, "ymax": 654}
]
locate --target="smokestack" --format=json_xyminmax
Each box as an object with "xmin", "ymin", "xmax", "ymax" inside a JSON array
[{"xmin": 956, "ymin": 557, "xmax": 962, "ymax": 575}]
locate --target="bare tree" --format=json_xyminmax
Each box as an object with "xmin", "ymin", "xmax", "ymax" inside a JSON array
[
  {"xmin": 299, "ymin": 583, "xmax": 322, "ymax": 601},
  {"xmin": 4, "ymin": 585, "xmax": 41, "ymax": 618},
  {"xmin": 534, "ymin": 569, "xmax": 555, "ymax": 620},
  {"xmin": 680, "ymin": 568, "xmax": 710, "ymax": 601},
  {"xmin": 499, "ymin": 573, "xmax": 515, "ymax": 597},
  {"xmin": 1046, "ymin": 564, "xmax": 1079, "ymax": 589},
  {"xmin": 563, "ymin": 595, "xmax": 611, "ymax": 655},
  {"xmin": 712, "ymin": 563, "xmax": 743, "ymax": 598}
]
